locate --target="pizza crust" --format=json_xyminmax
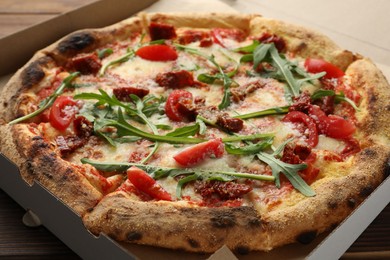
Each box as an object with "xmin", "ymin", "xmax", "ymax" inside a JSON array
[
  {"xmin": 0, "ymin": 124, "xmax": 103, "ymax": 215},
  {"xmin": 0, "ymin": 12, "xmax": 389, "ymax": 254},
  {"xmin": 83, "ymin": 191, "xmax": 270, "ymax": 253}
]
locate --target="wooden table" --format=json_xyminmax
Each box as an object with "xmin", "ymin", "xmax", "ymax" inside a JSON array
[{"xmin": 0, "ymin": 0, "xmax": 389, "ymax": 259}]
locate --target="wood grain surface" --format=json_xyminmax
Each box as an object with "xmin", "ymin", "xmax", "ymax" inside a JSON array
[{"xmin": 0, "ymin": 0, "xmax": 389, "ymax": 259}]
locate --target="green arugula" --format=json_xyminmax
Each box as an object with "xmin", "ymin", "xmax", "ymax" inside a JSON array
[
  {"xmin": 99, "ymin": 49, "xmax": 135, "ymax": 76},
  {"xmin": 311, "ymin": 89, "xmax": 360, "ymax": 111},
  {"xmin": 234, "ymin": 106, "xmax": 290, "ymax": 120},
  {"xmin": 256, "ymin": 138, "xmax": 315, "ymax": 197},
  {"xmin": 174, "ymin": 44, "xmax": 238, "ymax": 109},
  {"xmin": 97, "ymin": 48, "xmax": 113, "ymax": 59},
  {"xmin": 239, "ymin": 42, "xmax": 325, "ymax": 100},
  {"xmin": 8, "ymin": 72, "xmax": 80, "ymax": 125},
  {"xmin": 81, "ymin": 158, "xmax": 275, "ymax": 199}
]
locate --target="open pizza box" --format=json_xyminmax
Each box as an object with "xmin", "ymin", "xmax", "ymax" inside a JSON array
[{"xmin": 0, "ymin": 0, "xmax": 389, "ymax": 259}]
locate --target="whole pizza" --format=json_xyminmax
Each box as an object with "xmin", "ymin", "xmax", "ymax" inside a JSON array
[{"xmin": 0, "ymin": 12, "xmax": 389, "ymax": 254}]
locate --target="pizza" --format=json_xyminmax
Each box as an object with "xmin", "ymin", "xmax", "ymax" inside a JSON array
[{"xmin": 0, "ymin": 12, "xmax": 389, "ymax": 254}]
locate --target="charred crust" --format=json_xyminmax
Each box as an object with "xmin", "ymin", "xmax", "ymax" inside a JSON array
[
  {"xmin": 127, "ymin": 231, "xmax": 142, "ymax": 241},
  {"xmin": 361, "ymin": 148, "xmax": 377, "ymax": 158},
  {"xmin": 347, "ymin": 198, "xmax": 357, "ymax": 209},
  {"xmin": 248, "ymin": 217, "xmax": 262, "ymax": 227},
  {"xmin": 384, "ymin": 160, "xmax": 390, "ymax": 179},
  {"xmin": 296, "ymin": 230, "xmax": 317, "ymax": 244},
  {"xmin": 21, "ymin": 57, "xmax": 51, "ymax": 88},
  {"xmin": 327, "ymin": 201, "xmax": 338, "ymax": 210},
  {"xmin": 359, "ymin": 186, "xmax": 374, "ymax": 198},
  {"xmin": 235, "ymin": 246, "xmax": 250, "ymax": 255},
  {"xmin": 187, "ymin": 238, "xmax": 200, "ymax": 248},
  {"xmin": 58, "ymin": 32, "xmax": 95, "ymax": 55},
  {"xmin": 210, "ymin": 211, "xmax": 236, "ymax": 228}
]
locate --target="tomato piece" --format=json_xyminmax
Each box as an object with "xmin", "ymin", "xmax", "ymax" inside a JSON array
[
  {"xmin": 211, "ymin": 28, "xmax": 246, "ymax": 47},
  {"xmin": 136, "ymin": 45, "xmax": 178, "ymax": 61},
  {"xmin": 304, "ymin": 58, "xmax": 345, "ymax": 79},
  {"xmin": 127, "ymin": 167, "xmax": 172, "ymax": 201},
  {"xmin": 49, "ymin": 96, "xmax": 78, "ymax": 131},
  {"xmin": 165, "ymin": 89, "xmax": 195, "ymax": 121},
  {"xmin": 309, "ymin": 105, "xmax": 356, "ymax": 139},
  {"xmin": 174, "ymin": 139, "xmax": 225, "ymax": 167},
  {"xmin": 308, "ymin": 105, "xmax": 329, "ymax": 134},
  {"xmin": 325, "ymin": 115, "xmax": 356, "ymax": 139},
  {"xmin": 282, "ymin": 111, "xmax": 319, "ymax": 147}
]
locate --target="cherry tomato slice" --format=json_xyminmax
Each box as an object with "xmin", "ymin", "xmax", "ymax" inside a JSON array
[
  {"xmin": 165, "ymin": 89, "xmax": 193, "ymax": 121},
  {"xmin": 49, "ymin": 96, "xmax": 78, "ymax": 131},
  {"xmin": 136, "ymin": 45, "xmax": 178, "ymax": 61},
  {"xmin": 127, "ymin": 167, "xmax": 172, "ymax": 201},
  {"xmin": 174, "ymin": 139, "xmax": 225, "ymax": 167},
  {"xmin": 325, "ymin": 115, "xmax": 356, "ymax": 139},
  {"xmin": 304, "ymin": 58, "xmax": 345, "ymax": 79},
  {"xmin": 282, "ymin": 111, "xmax": 319, "ymax": 148}
]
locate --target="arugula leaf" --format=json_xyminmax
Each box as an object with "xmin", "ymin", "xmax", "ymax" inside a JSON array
[
  {"xmin": 222, "ymin": 133, "xmax": 274, "ymax": 142},
  {"xmin": 256, "ymin": 152, "xmax": 314, "ymax": 196},
  {"xmin": 311, "ymin": 89, "xmax": 360, "ymax": 111},
  {"xmin": 99, "ymin": 49, "xmax": 135, "ymax": 76},
  {"xmin": 225, "ymin": 137, "xmax": 273, "ymax": 155},
  {"xmin": 175, "ymin": 44, "xmax": 238, "ymax": 110},
  {"xmin": 233, "ymin": 40, "xmax": 260, "ymax": 54},
  {"xmin": 166, "ymin": 123, "xmax": 199, "ymax": 137},
  {"xmin": 9, "ymin": 72, "xmax": 80, "ymax": 125},
  {"xmin": 196, "ymin": 116, "xmax": 207, "ymax": 135},
  {"xmin": 97, "ymin": 48, "xmax": 113, "ymax": 59},
  {"xmin": 234, "ymin": 106, "xmax": 289, "ymax": 120}
]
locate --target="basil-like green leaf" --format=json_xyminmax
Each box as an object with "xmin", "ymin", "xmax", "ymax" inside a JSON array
[
  {"xmin": 9, "ymin": 72, "xmax": 80, "ymax": 125},
  {"xmin": 197, "ymin": 73, "xmax": 219, "ymax": 84},
  {"xmin": 311, "ymin": 89, "xmax": 360, "ymax": 111}
]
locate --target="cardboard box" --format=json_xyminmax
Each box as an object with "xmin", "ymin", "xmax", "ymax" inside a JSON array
[{"xmin": 0, "ymin": 0, "xmax": 389, "ymax": 259}]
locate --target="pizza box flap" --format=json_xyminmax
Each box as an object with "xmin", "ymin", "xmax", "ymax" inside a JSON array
[{"xmin": 0, "ymin": 0, "xmax": 157, "ymax": 76}]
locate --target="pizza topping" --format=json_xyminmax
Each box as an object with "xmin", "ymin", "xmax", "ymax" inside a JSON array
[
  {"xmin": 70, "ymin": 53, "xmax": 102, "ymax": 75},
  {"xmin": 155, "ymin": 70, "xmax": 196, "ymax": 89},
  {"xmin": 136, "ymin": 44, "xmax": 178, "ymax": 61},
  {"xmin": 165, "ymin": 89, "xmax": 196, "ymax": 122},
  {"xmin": 211, "ymin": 28, "xmax": 246, "ymax": 47},
  {"xmin": 112, "ymin": 86, "xmax": 150, "ymax": 101},
  {"xmin": 9, "ymin": 72, "xmax": 80, "ymax": 125},
  {"xmin": 49, "ymin": 96, "xmax": 79, "ymax": 131},
  {"xmin": 216, "ymin": 114, "xmax": 244, "ymax": 133},
  {"xmin": 126, "ymin": 166, "xmax": 172, "ymax": 201},
  {"xmin": 178, "ymin": 30, "xmax": 211, "ymax": 45},
  {"xmin": 280, "ymin": 144, "xmax": 319, "ymax": 185},
  {"xmin": 304, "ymin": 58, "xmax": 345, "ymax": 79},
  {"xmin": 173, "ymin": 138, "xmax": 225, "ymax": 167},
  {"xmin": 148, "ymin": 22, "xmax": 177, "ymax": 41},
  {"xmin": 258, "ymin": 32, "xmax": 286, "ymax": 52},
  {"xmin": 194, "ymin": 180, "xmax": 252, "ymax": 200},
  {"xmin": 282, "ymin": 111, "xmax": 319, "ymax": 147}
]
